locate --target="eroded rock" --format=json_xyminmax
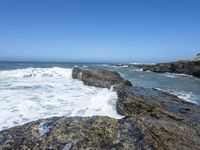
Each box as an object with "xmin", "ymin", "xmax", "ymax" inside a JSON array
[
  {"xmin": 116, "ymin": 86, "xmax": 200, "ymax": 150},
  {"xmin": 0, "ymin": 116, "xmax": 154, "ymax": 150},
  {"xmin": 72, "ymin": 67, "xmax": 132, "ymax": 88},
  {"xmin": 133, "ymin": 60, "xmax": 200, "ymax": 78}
]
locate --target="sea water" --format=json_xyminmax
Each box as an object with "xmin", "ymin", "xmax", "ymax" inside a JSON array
[{"xmin": 0, "ymin": 61, "xmax": 199, "ymax": 130}]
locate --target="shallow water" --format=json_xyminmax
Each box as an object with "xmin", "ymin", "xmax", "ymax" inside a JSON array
[{"xmin": 0, "ymin": 61, "xmax": 199, "ymax": 130}]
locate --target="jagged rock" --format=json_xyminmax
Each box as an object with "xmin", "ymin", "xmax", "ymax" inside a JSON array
[
  {"xmin": 132, "ymin": 59, "xmax": 200, "ymax": 78},
  {"xmin": 72, "ymin": 67, "xmax": 132, "ymax": 88},
  {"xmin": 143, "ymin": 61, "xmax": 200, "ymax": 77},
  {"xmin": 73, "ymin": 67, "xmax": 200, "ymax": 149},
  {"xmin": 0, "ymin": 116, "xmax": 154, "ymax": 150},
  {"xmin": 116, "ymin": 86, "xmax": 200, "ymax": 150}
]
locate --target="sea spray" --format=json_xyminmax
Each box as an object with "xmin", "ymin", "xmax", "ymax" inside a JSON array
[{"xmin": 0, "ymin": 67, "xmax": 121, "ymax": 130}]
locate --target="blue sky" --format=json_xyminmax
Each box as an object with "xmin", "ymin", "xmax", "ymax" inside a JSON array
[{"xmin": 0, "ymin": 0, "xmax": 200, "ymax": 63}]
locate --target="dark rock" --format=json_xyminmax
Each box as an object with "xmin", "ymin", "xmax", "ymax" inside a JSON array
[
  {"xmin": 116, "ymin": 86, "xmax": 200, "ymax": 150},
  {"xmin": 0, "ymin": 116, "xmax": 154, "ymax": 150},
  {"xmin": 73, "ymin": 67, "xmax": 200, "ymax": 149},
  {"xmin": 133, "ymin": 60, "xmax": 200, "ymax": 78},
  {"xmin": 72, "ymin": 67, "xmax": 132, "ymax": 88}
]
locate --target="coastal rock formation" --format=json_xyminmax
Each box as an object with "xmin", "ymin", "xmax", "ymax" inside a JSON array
[
  {"xmin": 72, "ymin": 67, "xmax": 200, "ymax": 149},
  {"xmin": 72, "ymin": 67, "xmax": 132, "ymax": 88},
  {"xmin": 116, "ymin": 86, "xmax": 200, "ymax": 149},
  {"xmin": 132, "ymin": 54, "xmax": 200, "ymax": 77},
  {"xmin": 0, "ymin": 116, "xmax": 154, "ymax": 150},
  {"xmin": 0, "ymin": 67, "xmax": 200, "ymax": 149}
]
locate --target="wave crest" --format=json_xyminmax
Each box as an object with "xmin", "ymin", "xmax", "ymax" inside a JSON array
[{"xmin": 0, "ymin": 67, "xmax": 72, "ymax": 79}]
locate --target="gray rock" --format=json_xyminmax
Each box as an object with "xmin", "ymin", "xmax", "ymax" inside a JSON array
[
  {"xmin": 116, "ymin": 86, "xmax": 200, "ymax": 150},
  {"xmin": 0, "ymin": 116, "xmax": 154, "ymax": 150},
  {"xmin": 133, "ymin": 60, "xmax": 200, "ymax": 78},
  {"xmin": 72, "ymin": 67, "xmax": 132, "ymax": 88}
]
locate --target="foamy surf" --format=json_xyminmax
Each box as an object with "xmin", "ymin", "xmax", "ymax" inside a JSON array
[
  {"xmin": 0, "ymin": 67, "xmax": 121, "ymax": 131},
  {"xmin": 163, "ymin": 73, "xmax": 193, "ymax": 78},
  {"xmin": 155, "ymin": 88, "xmax": 199, "ymax": 104}
]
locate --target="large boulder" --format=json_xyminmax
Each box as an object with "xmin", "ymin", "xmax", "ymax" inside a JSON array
[{"xmin": 72, "ymin": 67, "xmax": 132, "ymax": 88}]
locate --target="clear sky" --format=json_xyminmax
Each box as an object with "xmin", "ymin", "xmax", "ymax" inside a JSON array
[{"xmin": 0, "ymin": 0, "xmax": 200, "ymax": 63}]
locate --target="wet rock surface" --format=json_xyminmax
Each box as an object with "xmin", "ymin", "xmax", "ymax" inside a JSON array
[{"xmin": 1, "ymin": 67, "xmax": 200, "ymax": 150}]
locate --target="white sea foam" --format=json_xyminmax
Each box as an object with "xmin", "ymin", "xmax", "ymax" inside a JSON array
[
  {"xmin": 129, "ymin": 62, "xmax": 156, "ymax": 65},
  {"xmin": 172, "ymin": 91, "xmax": 198, "ymax": 104},
  {"xmin": 163, "ymin": 73, "xmax": 192, "ymax": 78},
  {"xmin": 110, "ymin": 65, "xmax": 130, "ymax": 68},
  {"xmin": 118, "ymin": 65, "xmax": 129, "ymax": 68},
  {"xmin": 97, "ymin": 64, "xmax": 110, "ymax": 67},
  {"xmin": 133, "ymin": 68, "xmax": 143, "ymax": 71},
  {"xmin": 155, "ymin": 88, "xmax": 198, "ymax": 104},
  {"xmin": 0, "ymin": 67, "xmax": 121, "ymax": 130}
]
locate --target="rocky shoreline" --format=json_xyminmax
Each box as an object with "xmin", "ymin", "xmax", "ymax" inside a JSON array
[
  {"xmin": 124, "ymin": 54, "xmax": 200, "ymax": 78},
  {"xmin": 132, "ymin": 60, "xmax": 200, "ymax": 78},
  {"xmin": 0, "ymin": 67, "xmax": 200, "ymax": 149}
]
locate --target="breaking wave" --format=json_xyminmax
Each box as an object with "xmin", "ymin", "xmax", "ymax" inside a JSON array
[{"xmin": 0, "ymin": 67, "xmax": 121, "ymax": 130}]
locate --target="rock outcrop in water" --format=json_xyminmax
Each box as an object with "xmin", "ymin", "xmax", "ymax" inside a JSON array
[
  {"xmin": 131, "ymin": 54, "xmax": 200, "ymax": 78},
  {"xmin": 1, "ymin": 67, "xmax": 200, "ymax": 150},
  {"xmin": 72, "ymin": 67, "xmax": 132, "ymax": 88}
]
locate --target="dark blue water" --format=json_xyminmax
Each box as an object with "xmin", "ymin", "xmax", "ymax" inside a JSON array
[{"xmin": 0, "ymin": 61, "xmax": 199, "ymax": 104}]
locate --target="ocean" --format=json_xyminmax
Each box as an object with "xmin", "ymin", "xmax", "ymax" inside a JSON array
[{"xmin": 0, "ymin": 61, "xmax": 199, "ymax": 130}]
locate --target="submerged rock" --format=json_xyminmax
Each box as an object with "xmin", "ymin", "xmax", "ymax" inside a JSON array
[{"xmin": 1, "ymin": 67, "xmax": 200, "ymax": 150}]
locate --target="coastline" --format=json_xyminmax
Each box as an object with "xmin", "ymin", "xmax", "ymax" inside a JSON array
[
  {"xmin": 114, "ymin": 55, "xmax": 200, "ymax": 78},
  {"xmin": 1, "ymin": 67, "xmax": 200, "ymax": 149}
]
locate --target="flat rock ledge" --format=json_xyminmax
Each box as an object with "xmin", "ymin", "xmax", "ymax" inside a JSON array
[{"xmin": 1, "ymin": 67, "xmax": 200, "ymax": 150}]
